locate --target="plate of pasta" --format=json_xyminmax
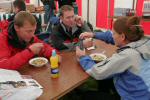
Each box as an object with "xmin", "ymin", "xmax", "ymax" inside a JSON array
[
  {"xmin": 29, "ymin": 57, "xmax": 48, "ymax": 67},
  {"xmin": 90, "ymin": 53, "xmax": 107, "ymax": 62}
]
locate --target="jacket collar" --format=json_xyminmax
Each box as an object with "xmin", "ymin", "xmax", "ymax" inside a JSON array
[{"xmin": 60, "ymin": 22, "xmax": 78, "ymax": 34}]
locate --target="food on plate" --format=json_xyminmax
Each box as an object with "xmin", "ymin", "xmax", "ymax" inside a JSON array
[
  {"xmin": 29, "ymin": 57, "xmax": 48, "ymax": 67},
  {"xmin": 92, "ymin": 55, "xmax": 105, "ymax": 61},
  {"xmin": 90, "ymin": 53, "xmax": 107, "ymax": 62},
  {"xmin": 32, "ymin": 59, "xmax": 46, "ymax": 65}
]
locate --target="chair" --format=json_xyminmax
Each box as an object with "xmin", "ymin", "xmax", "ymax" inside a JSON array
[
  {"xmin": 45, "ymin": 16, "xmax": 60, "ymax": 32},
  {"xmin": 36, "ymin": 31, "xmax": 51, "ymax": 43}
]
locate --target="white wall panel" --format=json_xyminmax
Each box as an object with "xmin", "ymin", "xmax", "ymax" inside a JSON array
[
  {"xmin": 82, "ymin": 0, "xmax": 88, "ymax": 21},
  {"xmin": 89, "ymin": 0, "xmax": 97, "ymax": 28},
  {"xmin": 30, "ymin": 0, "xmax": 43, "ymax": 7},
  {"xmin": 114, "ymin": 0, "xmax": 133, "ymax": 8},
  {"xmin": 82, "ymin": 0, "xmax": 97, "ymax": 28}
]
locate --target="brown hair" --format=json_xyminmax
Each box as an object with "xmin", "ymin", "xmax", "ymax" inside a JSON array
[
  {"xmin": 13, "ymin": 0, "xmax": 26, "ymax": 11},
  {"xmin": 14, "ymin": 11, "xmax": 36, "ymax": 27},
  {"xmin": 113, "ymin": 16, "xmax": 144, "ymax": 42},
  {"xmin": 59, "ymin": 5, "xmax": 74, "ymax": 16}
]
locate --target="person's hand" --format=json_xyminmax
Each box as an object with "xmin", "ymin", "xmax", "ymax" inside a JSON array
[
  {"xmin": 76, "ymin": 46, "xmax": 86, "ymax": 59},
  {"xmin": 58, "ymin": 55, "xmax": 62, "ymax": 63},
  {"xmin": 83, "ymin": 38, "xmax": 93, "ymax": 48},
  {"xmin": 28, "ymin": 43, "xmax": 44, "ymax": 55},
  {"xmin": 79, "ymin": 32, "xmax": 94, "ymax": 39},
  {"xmin": 75, "ymin": 16, "xmax": 84, "ymax": 27},
  {"xmin": 54, "ymin": 9, "xmax": 58, "ymax": 15}
]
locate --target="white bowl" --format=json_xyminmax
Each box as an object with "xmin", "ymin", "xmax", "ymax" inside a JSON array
[
  {"xmin": 89, "ymin": 53, "xmax": 107, "ymax": 62},
  {"xmin": 29, "ymin": 57, "xmax": 48, "ymax": 67}
]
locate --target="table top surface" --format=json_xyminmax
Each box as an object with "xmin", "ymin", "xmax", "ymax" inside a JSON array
[{"xmin": 18, "ymin": 40, "xmax": 117, "ymax": 100}]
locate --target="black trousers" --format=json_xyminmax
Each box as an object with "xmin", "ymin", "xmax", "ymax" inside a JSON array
[
  {"xmin": 98, "ymin": 78, "xmax": 117, "ymax": 93},
  {"xmin": 60, "ymin": 78, "xmax": 120, "ymax": 100},
  {"xmin": 82, "ymin": 91, "xmax": 120, "ymax": 100},
  {"xmin": 82, "ymin": 78, "xmax": 120, "ymax": 100}
]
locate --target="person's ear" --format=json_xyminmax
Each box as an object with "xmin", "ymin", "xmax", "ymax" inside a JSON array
[
  {"xmin": 14, "ymin": 7, "xmax": 20, "ymax": 13},
  {"xmin": 121, "ymin": 33, "xmax": 126, "ymax": 41},
  {"xmin": 14, "ymin": 25, "xmax": 19, "ymax": 32},
  {"xmin": 60, "ymin": 16, "xmax": 63, "ymax": 20}
]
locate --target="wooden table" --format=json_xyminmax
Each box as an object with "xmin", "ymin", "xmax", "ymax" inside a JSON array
[
  {"xmin": 90, "ymin": 40, "xmax": 117, "ymax": 57},
  {"xmin": 18, "ymin": 40, "xmax": 117, "ymax": 100}
]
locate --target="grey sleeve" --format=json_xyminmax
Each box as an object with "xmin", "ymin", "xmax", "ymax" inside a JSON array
[
  {"xmin": 87, "ymin": 49, "xmax": 141, "ymax": 80},
  {"xmin": 63, "ymin": 42, "xmax": 77, "ymax": 51},
  {"xmin": 80, "ymin": 21, "xmax": 92, "ymax": 32}
]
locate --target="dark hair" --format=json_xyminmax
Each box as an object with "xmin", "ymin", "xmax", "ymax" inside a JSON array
[
  {"xmin": 14, "ymin": 11, "xmax": 36, "ymax": 27},
  {"xmin": 13, "ymin": 0, "xmax": 26, "ymax": 11},
  {"xmin": 59, "ymin": 5, "xmax": 74, "ymax": 16},
  {"xmin": 113, "ymin": 16, "xmax": 144, "ymax": 42}
]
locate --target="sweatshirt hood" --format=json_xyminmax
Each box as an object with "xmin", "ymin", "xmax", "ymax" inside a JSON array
[
  {"xmin": 8, "ymin": 22, "xmax": 27, "ymax": 49},
  {"xmin": 127, "ymin": 36, "xmax": 150, "ymax": 60}
]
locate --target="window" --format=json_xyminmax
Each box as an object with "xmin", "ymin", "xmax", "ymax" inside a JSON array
[
  {"xmin": 143, "ymin": 0, "xmax": 150, "ymax": 17},
  {"xmin": 114, "ymin": 0, "xmax": 137, "ymax": 16}
]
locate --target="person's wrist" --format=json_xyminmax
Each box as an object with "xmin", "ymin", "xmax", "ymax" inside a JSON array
[
  {"xmin": 28, "ymin": 46, "xmax": 35, "ymax": 54},
  {"xmin": 92, "ymin": 32, "xmax": 96, "ymax": 38},
  {"xmin": 27, "ymin": 47, "xmax": 32, "ymax": 52},
  {"xmin": 79, "ymin": 55, "xmax": 86, "ymax": 59}
]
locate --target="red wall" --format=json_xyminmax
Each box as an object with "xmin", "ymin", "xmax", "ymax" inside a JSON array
[
  {"xmin": 96, "ymin": 0, "xmax": 109, "ymax": 28},
  {"xmin": 25, "ymin": 0, "xmax": 30, "ymax": 3},
  {"xmin": 141, "ymin": 21, "xmax": 150, "ymax": 34},
  {"xmin": 136, "ymin": 0, "xmax": 144, "ymax": 16},
  {"xmin": 108, "ymin": 0, "xmax": 114, "ymax": 29},
  {"xmin": 76, "ymin": 0, "xmax": 82, "ymax": 16},
  {"xmin": 96, "ymin": 0, "xmax": 115, "ymax": 29},
  {"xmin": 136, "ymin": 0, "xmax": 150, "ymax": 34},
  {"xmin": 95, "ymin": 0, "xmax": 150, "ymax": 34}
]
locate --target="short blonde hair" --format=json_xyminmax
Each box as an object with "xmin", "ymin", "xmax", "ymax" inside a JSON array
[
  {"xmin": 59, "ymin": 5, "xmax": 74, "ymax": 16},
  {"xmin": 14, "ymin": 11, "xmax": 36, "ymax": 27}
]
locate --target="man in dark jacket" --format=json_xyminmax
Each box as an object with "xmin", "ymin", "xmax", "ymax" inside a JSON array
[{"xmin": 49, "ymin": 5, "xmax": 91, "ymax": 51}]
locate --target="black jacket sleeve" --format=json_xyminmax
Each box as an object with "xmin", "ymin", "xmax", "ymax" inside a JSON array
[{"xmin": 49, "ymin": 26, "xmax": 68, "ymax": 50}]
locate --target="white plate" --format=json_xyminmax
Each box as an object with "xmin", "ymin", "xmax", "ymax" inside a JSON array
[
  {"xmin": 29, "ymin": 57, "xmax": 48, "ymax": 67},
  {"xmin": 86, "ymin": 46, "xmax": 96, "ymax": 50},
  {"xmin": 89, "ymin": 53, "xmax": 107, "ymax": 62}
]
